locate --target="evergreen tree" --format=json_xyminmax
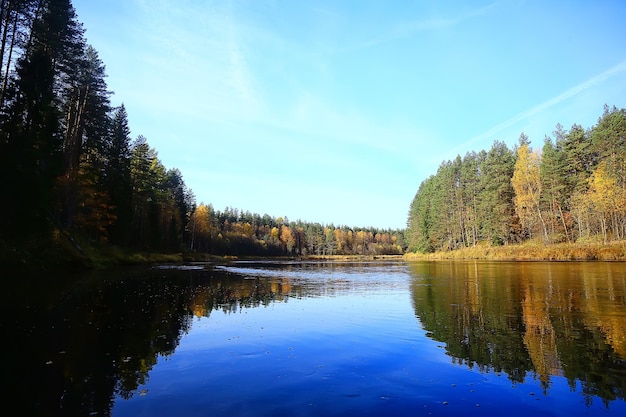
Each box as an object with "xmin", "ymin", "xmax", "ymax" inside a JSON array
[
  {"xmin": 561, "ymin": 123, "xmax": 594, "ymax": 195},
  {"xmin": 164, "ymin": 168, "xmax": 190, "ymax": 251},
  {"xmin": 460, "ymin": 151, "xmax": 483, "ymax": 247},
  {"xmin": 433, "ymin": 161, "xmax": 458, "ymax": 250},
  {"xmin": 106, "ymin": 104, "xmax": 132, "ymax": 244},
  {"xmin": 129, "ymin": 135, "xmax": 153, "ymax": 248},
  {"xmin": 540, "ymin": 135, "xmax": 570, "ymax": 242},
  {"xmin": 477, "ymin": 141, "xmax": 517, "ymax": 245},
  {"xmin": 0, "ymin": 0, "xmax": 85, "ymax": 237},
  {"xmin": 591, "ymin": 105, "xmax": 626, "ymax": 189},
  {"xmin": 407, "ymin": 177, "xmax": 435, "ymax": 252},
  {"xmin": 59, "ymin": 44, "xmax": 111, "ymax": 230},
  {"xmin": 0, "ymin": 0, "xmax": 39, "ymax": 110},
  {"xmin": 562, "ymin": 123, "xmax": 595, "ymax": 239}
]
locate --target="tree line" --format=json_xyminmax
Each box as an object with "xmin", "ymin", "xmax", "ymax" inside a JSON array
[
  {"xmin": 189, "ymin": 206, "xmax": 406, "ymax": 256},
  {"xmin": 407, "ymin": 105, "xmax": 626, "ymax": 252},
  {"xmin": 0, "ymin": 0, "xmax": 406, "ymax": 260}
]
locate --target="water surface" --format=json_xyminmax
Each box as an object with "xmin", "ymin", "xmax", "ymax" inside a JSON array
[{"xmin": 7, "ymin": 260, "xmax": 626, "ymax": 416}]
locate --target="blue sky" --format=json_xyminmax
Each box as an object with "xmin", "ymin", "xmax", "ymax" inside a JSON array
[{"xmin": 72, "ymin": 0, "xmax": 626, "ymax": 230}]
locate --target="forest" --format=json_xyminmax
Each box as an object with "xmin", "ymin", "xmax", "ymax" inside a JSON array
[
  {"xmin": 407, "ymin": 105, "xmax": 626, "ymax": 253},
  {"xmin": 4, "ymin": 1, "xmax": 624, "ymax": 264},
  {"xmin": 188, "ymin": 206, "xmax": 405, "ymax": 256},
  {"xmin": 0, "ymin": 0, "xmax": 405, "ymax": 266}
]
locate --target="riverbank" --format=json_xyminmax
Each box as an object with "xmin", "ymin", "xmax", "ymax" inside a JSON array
[
  {"xmin": 1, "ymin": 230, "xmax": 406, "ymax": 271},
  {"xmin": 302, "ymin": 254, "xmax": 404, "ymax": 261},
  {"xmin": 0, "ymin": 235, "xmax": 186, "ymax": 270},
  {"xmin": 403, "ymin": 240, "xmax": 626, "ymax": 261}
]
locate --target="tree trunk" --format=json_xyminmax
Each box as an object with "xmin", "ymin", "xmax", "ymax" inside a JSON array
[
  {"xmin": 557, "ymin": 203, "xmax": 570, "ymax": 243},
  {"xmin": 0, "ymin": 0, "xmax": 10, "ymax": 82},
  {"xmin": 0, "ymin": 3, "xmax": 17, "ymax": 109},
  {"xmin": 61, "ymin": 84, "xmax": 89, "ymax": 229}
]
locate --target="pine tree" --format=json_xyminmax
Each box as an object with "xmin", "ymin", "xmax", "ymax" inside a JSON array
[
  {"xmin": 164, "ymin": 168, "xmax": 190, "ymax": 251},
  {"xmin": 0, "ymin": 0, "xmax": 86, "ymax": 237},
  {"xmin": 106, "ymin": 104, "xmax": 132, "ymax": 244},
  {"xmin": 0, "ymin": 0, "xmax": 40, "ymax": 110},
  {"xmin": 477, "ymin": 141, "xmax": 516, "ymax": 245},
  {"xmin": 460, "ymin": 151, "xmax": 483, "ymax": 247},
  {"xmin": 591, "ymin": 105, "xmax": 626, "ymax": 189},
  {"xmin": 540, "ymin": 136, "xmax": 570, "ymax": 242},
  {"xmin": 59, "ymin": 44, "xmax": 111, "ymax": 230},
  {"xmin": 407, "ymin": 177, "xmax": 435, "ymax": 252}
]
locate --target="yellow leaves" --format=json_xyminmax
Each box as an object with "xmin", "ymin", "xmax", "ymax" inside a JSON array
[
  {"xmin": 280, "ymin": 225, "xmax": 296, "ymax": 253},
  {"xmin": 512, "ymin": 143, "xmax": 543, "ymax": 234},
  {"xmin": 232, "ymin": 221, "xmax": 255, "ymax": 237},
  {"xmin": 280, "ymin": 224, "xmax": 292, "ymax": 244},
  {"xmin": 512, "ymin": 144, "xmax": 541, "ymax": 210},
  {"xmin": 587, "ymin": 161, "xmax": 626, "ymax": 215},
  {"xmin": 191, "ymin": 204, "xmax": 212, "ymax": 235},
  {"xmin": 572, "ymin": 161, "xmax": 626, "ymax": 241},
  {"xmin": 241, "ymin": 222, "xmax": 254, "ymax": 237}
]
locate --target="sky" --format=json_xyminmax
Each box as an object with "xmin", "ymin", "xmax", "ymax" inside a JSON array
[{"xmin": 71, "ymin": 0, "xmax": 626, "ymax": 230}]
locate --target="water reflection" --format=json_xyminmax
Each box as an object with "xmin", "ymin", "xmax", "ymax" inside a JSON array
[
  {"xmin": 409, "ymin": 261, "xmax": 626, "ymax": 405},
  {"xmin": 7, "ymin": 267, "xmax": 201, "ymax": 416},
  {"xmin": 8, "ymin": 260, "xmax": 626, "ymax": 416},
  {"xmin": 7, "ymin": 261, "xmax": 402, "ymax": 416}
]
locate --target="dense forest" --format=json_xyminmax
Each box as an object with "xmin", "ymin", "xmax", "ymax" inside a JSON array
[
  {"xmin": 0, "ymin": 0, "xmax": 405, "ymax": 265},
  {"xmin": 0, "ymin": 0, "xmax": 193, "ymax": 255},
  {"xmin": 407, "ymin": 105, "xmax": 626, "ymax": 253},
  {"xmin": 189, "ymin": 206, "xmax": 406, "ymax": 256}
]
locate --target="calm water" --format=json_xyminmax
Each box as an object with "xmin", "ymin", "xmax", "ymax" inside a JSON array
[{"xmin": 6, "ymin": 260, "xmax": 626, "ymax": 416}]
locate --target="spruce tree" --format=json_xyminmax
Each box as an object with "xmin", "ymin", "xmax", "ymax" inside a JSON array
[{"xmin": 106, "ymin": 104, "xmax": 132, "ymax": 244}]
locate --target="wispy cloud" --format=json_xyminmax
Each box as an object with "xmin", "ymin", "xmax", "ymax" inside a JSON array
[
  {"xmin": 394, "ymin": 2, "xmax": 499, "ymax": 35},
  {"xmin": 326, "ymin": 2, "xmax": 500, "ymax": 55},
  {"xmin": 450, "ymin": 59, "xmax": 626, "ymax": 153},
  {"xmin": 128, "ymin": 0, "xmax": 262, "ymax": 122}
]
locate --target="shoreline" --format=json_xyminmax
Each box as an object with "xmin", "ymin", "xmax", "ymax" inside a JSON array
[
  {"xmin": 403, "ymin": 241, "xmax": 626, "ymax": 262},
  {"xmin": 7, "ymin": 237, "xmax": 626, "ymax": 272}
]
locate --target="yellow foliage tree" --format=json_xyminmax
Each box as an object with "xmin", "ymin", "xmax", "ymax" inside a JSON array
[
  {"xmin": 334, "ymin": 229, "xmax": 345, "ymax": 253},
  {"xmin": 280, "ymin": 224, "xmax": 295, "ymax": 254},
  {"xmin": 512, "ymin": 141, "xmax": 548, "ymax": 241},
  {"xmin": 270, "ymin": 226, "xmax": 280, "ymax": 244},
  {"xmin": 586, "ymin": 162, "xmax": 626, "ymax": 241},
  {"xmin": 190, "ymin": 204, "xmax": 213, "ymax": 251}
]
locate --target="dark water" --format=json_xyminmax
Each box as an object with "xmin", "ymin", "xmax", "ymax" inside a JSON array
[{"xmin": 6, "ymin": 260, "xmax": 626, "ymax": 416}]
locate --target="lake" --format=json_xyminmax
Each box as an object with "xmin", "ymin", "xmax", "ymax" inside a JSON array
[{"xmin": 7, "ymin": 260, "xmax": 626, "ymax": 416}]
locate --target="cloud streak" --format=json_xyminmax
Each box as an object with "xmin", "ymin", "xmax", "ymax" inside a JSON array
[
  {"xmin": 452, "ymin": 58, "xmax": 626, "ymax": 153},
  {"xmin": 128, "ymin": 0, "xmax": 262, "ymax": 122},
  {"xmin": 325, "ymin": 2, "xmax": 500, "ymax": 55}
]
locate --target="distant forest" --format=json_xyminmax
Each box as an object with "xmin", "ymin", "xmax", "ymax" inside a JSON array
[
  {"xmin": 407, "ymin": 105, "xmax": 626, "ymax": 252},
  {"xmin": 189, "ymin": 206, "xmax": 406, "ymax": 256},
  {"xmin": 0, "ymin": 0, "xmax": 406, "ymax": 259}
]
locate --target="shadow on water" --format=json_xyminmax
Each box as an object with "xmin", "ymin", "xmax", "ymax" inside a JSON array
[
  {"xmin": 5, "ymin": 261, "xmax": 385, "ymax": 416},
  {"xmin": 4, "ymin": 264, "xmax": 294, "ymax": 416},
  {"xmin": 409, "ymin": 261, "xmax": 626, "ymax": 407}
]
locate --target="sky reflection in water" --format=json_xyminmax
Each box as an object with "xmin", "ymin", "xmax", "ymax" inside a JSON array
[{"xmin": 110, "ymin": 261, "xmax": 626, "ymax": 417}]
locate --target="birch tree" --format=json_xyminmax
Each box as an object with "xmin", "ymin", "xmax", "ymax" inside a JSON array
[{"xmin": 512, "ymin": 136, "xmax": 548, "ymax": 241}]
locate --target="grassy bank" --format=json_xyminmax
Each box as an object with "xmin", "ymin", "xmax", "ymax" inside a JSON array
[
  {"xmin": 1, "ymin": 231, "xmax": 405, "ymax": 271},
  {"xmin": 403, "ymin": 240, "xmax": 626, "ymax": 261},
  {"xmin": 302, "ymin": 254, "xmax": 404, "ymax": 261},
  {"xmin": 1, "ymin": 230, "xmax": 188, "ymax": 270}
]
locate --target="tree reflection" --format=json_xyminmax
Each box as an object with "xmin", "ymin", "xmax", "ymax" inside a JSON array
[
  {"xmin": 7, "ymin": 266, "xmax": 308, "ymax": 417},
  {"xmin": 409, "ymin": 261, "xmax": 626, "ymax": 406}
]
